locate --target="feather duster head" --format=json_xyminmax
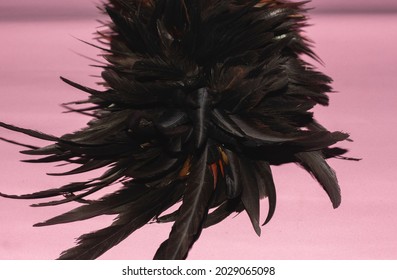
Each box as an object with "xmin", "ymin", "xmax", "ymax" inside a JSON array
[{"xmin": 0, "ymin": 0, "xmax": 354, "ymax": 259}]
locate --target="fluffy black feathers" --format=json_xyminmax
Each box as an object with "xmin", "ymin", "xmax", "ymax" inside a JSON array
[{"xmin": 1, "ymin": 0, "xmax": 352, "ymax": 259}]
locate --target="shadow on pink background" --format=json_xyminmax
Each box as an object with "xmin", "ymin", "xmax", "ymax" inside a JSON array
[{"xmin": 1, "ymin": 2, "xmax": 397, "ymax": 259}]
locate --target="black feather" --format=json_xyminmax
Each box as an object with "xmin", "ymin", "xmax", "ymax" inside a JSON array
[
  {"xmin": 57, "ymin": 181, "xmax": 184, "ymax": 260},
  {"xmin": 204, "ymin": 199, "xmax": 244, "ymax": 228},
  {"xmin": 154, "ymin": 146, "xmax": 214, "ymax": 259},
  {"xmin": 295, "ymin": 151, "xmax": 342, "ymax": 208},
  {"xmin": 254, "ymin": 161, "xmax": 277, "ymax": 225},
  {"xmin": 0, "ymin": 122, "xmax": 58, "ymax": 141},
  {"xmin": 239, "ymin": 157, "xmax": 261, "ymax": 236}
]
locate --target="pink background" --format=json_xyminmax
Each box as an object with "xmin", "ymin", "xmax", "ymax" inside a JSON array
[
  {"xmin": 1, "ymin": 0, "xmax": 397, "ymax": 20},
  {"xmin": 1, "ymin": 2, "xmax": 397, "ymax": 259}
]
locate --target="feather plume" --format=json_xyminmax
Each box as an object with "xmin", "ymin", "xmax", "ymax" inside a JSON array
[{"xmin": 0, "ymin": 0, "xmax": 355, "ymax": 259}]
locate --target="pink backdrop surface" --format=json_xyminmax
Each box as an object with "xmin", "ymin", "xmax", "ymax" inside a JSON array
[
  {"xmin": 1, "ymin": 5, "xmax": 397, "ymax": 259},
  {"xmin": 1, "ymin": 0, "xmax": 397, "ymax": 19}
]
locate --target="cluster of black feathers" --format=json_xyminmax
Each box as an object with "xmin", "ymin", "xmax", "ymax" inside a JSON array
[{"xmin": 0, "ymin": 0, "xmax": 352, "ymax": 259}]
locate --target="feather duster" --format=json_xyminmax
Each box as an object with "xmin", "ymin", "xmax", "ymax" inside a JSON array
[{"xmin": 0, "ymin": 0, "xmax": 355, "ymax": 259}]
